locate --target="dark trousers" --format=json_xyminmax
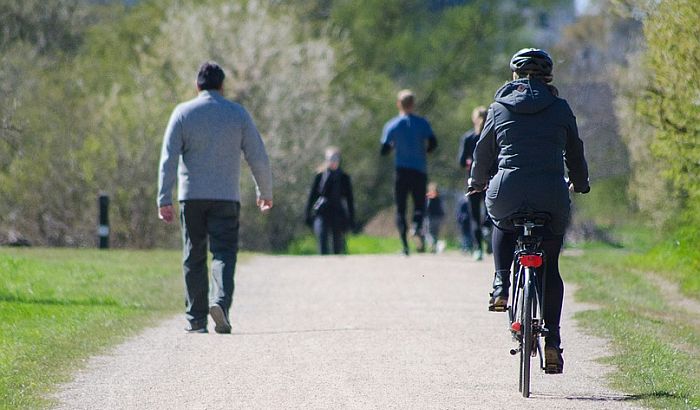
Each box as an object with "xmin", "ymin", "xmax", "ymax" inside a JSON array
[
  {"xmin": 426, "ymin": 216, "xmax": 443, "ymax": 251},
  {"xmin": 313, "ymin": 216, "xmax": 346, "ymax": 255},
  {"xmin": 459, "ymin": 221, "xmax": 473, "ymax": 251},
  {"xmin": 394, "ymin": 167, "xmax": 427, "ymax": 249},
  {"xmin": 492, "ymin": 225, "xmax": 564, "ymax": 345},
  {"xmin": 180, "ymin": 200, "xmax": 240, "ymax": 327},
  {"xmin": 468, "ymin": 191, "xmax": 484, "ymax": 251}
]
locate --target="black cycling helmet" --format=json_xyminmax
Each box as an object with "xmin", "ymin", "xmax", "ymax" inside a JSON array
[{"xmin": 510, "ymin": 48, "xmax": 553, "ymax": 82}]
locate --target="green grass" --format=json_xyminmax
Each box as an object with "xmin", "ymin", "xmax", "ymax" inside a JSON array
[
  {"xmin": 4, "ymin": 226, "xmax": 699, "ymax": 409},
  {"xmin": 286, "ymin": 233, "xmax": 465, "ymax": 255},
  {"xmin": 0, "ymin": 248, "xmax": 183, "ymax": 409},
  {"xmin": 286, "ymin": 234, "xmax": 405, "ymax": 255},
  {"xmin": 626, "ymin": 227, "xmax": 700, "ymax": 299},
  {"xmin": 562, "ymin": 242, "xmax": 700, "ymax": 409}
]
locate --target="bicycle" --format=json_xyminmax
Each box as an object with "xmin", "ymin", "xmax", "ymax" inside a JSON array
[{"xmin": 504, "ymin": 211, "xmax": 551, "ymax": 398}]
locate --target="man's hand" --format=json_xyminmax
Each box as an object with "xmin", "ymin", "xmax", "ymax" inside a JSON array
[
  {"xmin": 257, "ymin": 199, "xmax": 273, "ymax": 212},
  {"xmin": 159, "ymin": 205, "xmax": 175, "ymax": 223}
]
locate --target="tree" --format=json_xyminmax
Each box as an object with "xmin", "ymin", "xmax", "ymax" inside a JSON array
[
  {"xmin": 638, "ymin": 0, "xmax": 700, "ymax": 219},
  {"xmin": 0, "ymin": 0, "xmax": 99, "ymax": 245},
  {"xmin": 0, "ymin": 0, "xmax": 584, "ymax": 249}
]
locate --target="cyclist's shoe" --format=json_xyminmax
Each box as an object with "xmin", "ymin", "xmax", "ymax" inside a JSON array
[
  {"xmin": 488, "ymin": 270, "xmax": 510, "ymax": 311},
  {"xmin": 544, "ymin": 345, "xmax": 564, "ymax": 374},
  {"xmin": 488, "ymin": 293, "xmax": 508, "ymax": 312},
  {"xmin": 544, "ymin": 327, "xmax": 561, "ymax": 347},
  {"xmin": 209, "ymin": 304, "xmax": 232, "ymax": 334}
]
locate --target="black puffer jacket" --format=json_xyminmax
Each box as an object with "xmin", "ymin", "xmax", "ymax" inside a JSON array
[
  {"xmin": 470, "ymin": 78, "xmax": 589, "ymax": 235},
  {"xmin": 305, "ymin": 168, "xmax": 355, "ymax": 230}
]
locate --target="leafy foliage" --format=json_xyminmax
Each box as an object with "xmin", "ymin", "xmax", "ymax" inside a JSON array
[
  {"xmin": 638, "ymin": 0, "xmax": 700, "ymax": 220},
  {"xmin": 0, "ymin": 0, "xmax": 585, "ymax": 249}
]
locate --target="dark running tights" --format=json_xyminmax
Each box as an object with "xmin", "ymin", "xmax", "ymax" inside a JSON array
[
  {"xmin": 492, "ymin": 226, "xmax": 564, "ymax": 344},
  {"xmin": 394, "ymin": 168, "xmax": 427, "ymax": 249}
]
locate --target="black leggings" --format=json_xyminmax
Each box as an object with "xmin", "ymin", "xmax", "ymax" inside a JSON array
[
  {"xmin": 468, "ymin": 191, "xmax": 484, "ymax": 251},
  {"xmin": 394, "ymin": 168, "xmax": 427, "ymax": 248},
  {"xmin": 492, "ymin": 226, "xmax": 564, "ymax": 344}
]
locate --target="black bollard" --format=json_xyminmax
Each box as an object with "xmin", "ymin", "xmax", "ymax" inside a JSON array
[{"xmin": 98, "ymin": 193, "xmax": 110, "ymax": 249}]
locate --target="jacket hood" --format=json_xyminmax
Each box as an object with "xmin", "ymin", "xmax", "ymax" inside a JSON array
[{"xmin": 494, "ymin": 79, "xmax": 556, "ymax": 114}]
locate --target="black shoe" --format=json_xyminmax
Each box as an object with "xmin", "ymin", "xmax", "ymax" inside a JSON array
[
  {"xmin": 488, "ymin": 293, "xmax": 508, "ymax": 312},
  {"xmin": 185, "ymin": 323, "xmax": 208, "ymax": 334},
  {"xmin": 488, "ymin": 271, "xmax": 510, "ymax": 311},
  {"xmin": 209, "ymin": 305, "xmax": 232, "ymax": 334},
  {"xmin": 544, "ymin": 345, "xmax": 564, "ymax": 374}
]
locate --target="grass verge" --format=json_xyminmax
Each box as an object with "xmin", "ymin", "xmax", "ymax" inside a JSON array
[
  {"xmin": 625, "ymin": 226, "xmax": 700, "ymax": 299},
  {"xmin": 0, "ymin": 247, "xmax": 183, "ymax": 409},
  {"xmin": 562, "ymin": 242, "xmax": 700, "ymax": 409},
  {"xmin": 286, "ymin": 233, "xmax": 464, "ymax": 255},
  {"xmin": 286, "ymin": 234, "xmax": 405, "ymax": 255}
]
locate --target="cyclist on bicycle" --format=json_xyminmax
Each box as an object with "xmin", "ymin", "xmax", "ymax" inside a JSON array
[{"xmin": 468, "ymin": 48, "xmax": 590, "ymax": 373}]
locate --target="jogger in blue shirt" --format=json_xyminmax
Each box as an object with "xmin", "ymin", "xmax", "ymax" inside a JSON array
[{"xmin": 380, "ymin": 90, "xmax": 437, "ymax": 255}]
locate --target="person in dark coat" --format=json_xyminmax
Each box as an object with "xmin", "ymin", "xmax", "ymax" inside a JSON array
[
  {"xmin": 305, "ymin": 147, "xmax": 355, "ymax": 255},
  {"xmin": 455, "ymin": 195, "xmax": 473, "ymax": 253},
  {"xmin": 469, "ymin": 48, "xmax": 590, "ymax": 374},
  {"xmin": 458, "ymin": 106, "xmax": 490, "ymax": 260}
]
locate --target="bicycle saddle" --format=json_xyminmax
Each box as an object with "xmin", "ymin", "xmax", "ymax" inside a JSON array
[{"xmin": 509, "ymin": 211, "xmax": 551, "ymax": 227}]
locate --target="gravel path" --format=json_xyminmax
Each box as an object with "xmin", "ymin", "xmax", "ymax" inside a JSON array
[{"xmin": 53, "ymin": 254, "xmax": 641, "ymax": 409}]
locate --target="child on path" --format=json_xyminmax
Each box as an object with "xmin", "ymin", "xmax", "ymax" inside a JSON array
[{"xmin": 425, "ymin": 182, "xmax": 445, "ymax": 253}]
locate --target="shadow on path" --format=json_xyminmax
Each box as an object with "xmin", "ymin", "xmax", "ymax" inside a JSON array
[{"xmin": 535, "ymin": 391, "xmax": 676, "ymax": 403}]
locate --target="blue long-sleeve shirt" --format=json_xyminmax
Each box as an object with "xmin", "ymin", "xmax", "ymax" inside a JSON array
[{"xmin": 380, "ymin": 113, "xmax": 436, "ymax": 174}]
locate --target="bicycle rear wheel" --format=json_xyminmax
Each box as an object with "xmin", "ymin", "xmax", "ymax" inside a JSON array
[
  {"xmin": 512, "ymin": 267, "xmax": 525, "ymax": 393},
  {"xmin": 521, "ymin": 267, "xmax": 534, "ymax": 398}
]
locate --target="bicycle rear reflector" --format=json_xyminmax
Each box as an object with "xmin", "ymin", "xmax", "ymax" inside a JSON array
[{"xmin": 519, "ymin": 254, "xmax": 543, "ymax": 268}]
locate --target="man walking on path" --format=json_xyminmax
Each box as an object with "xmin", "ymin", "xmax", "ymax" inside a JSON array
[
  {"xmin": 380, "ymin": 90, "xmax": 437, "ymax": 255},
  {"xmin": 157, "ymin": 61, "xmax": 273, "ymax": 334}
]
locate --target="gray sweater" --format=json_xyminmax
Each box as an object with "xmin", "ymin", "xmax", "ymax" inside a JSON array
[{"xmin": 157, "ymin": 90, "xmax": 273, "ymax": 206}]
